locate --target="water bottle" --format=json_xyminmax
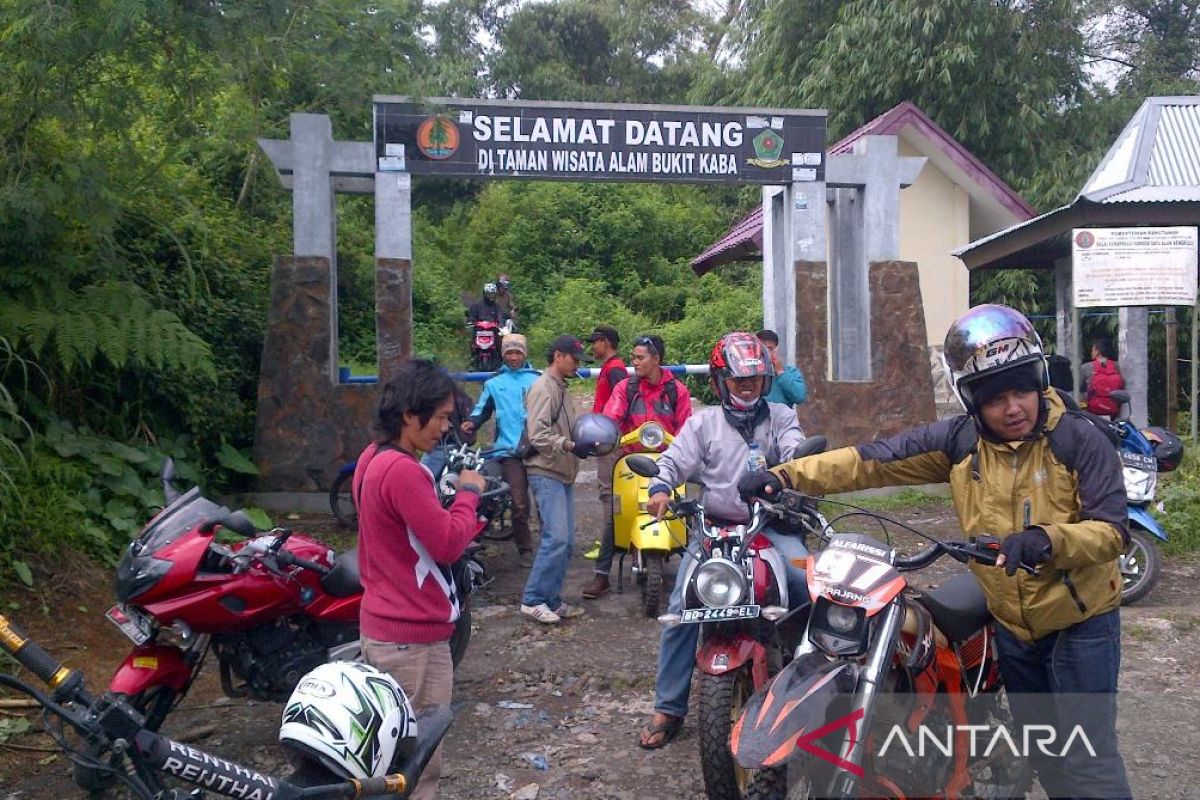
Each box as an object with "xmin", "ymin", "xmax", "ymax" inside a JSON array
[{"xmin": 746, "ymin": 441, "xmax": 767, "ymax": 474}]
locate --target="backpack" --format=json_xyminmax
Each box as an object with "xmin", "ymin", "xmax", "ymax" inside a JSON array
[
  {"xmin": 622, "ymin": 375, "xmax": 678, "ymax": 426},
  {"xmin": 1086, "ymin": 358, "xmax": 1124, "ymax": 418}
]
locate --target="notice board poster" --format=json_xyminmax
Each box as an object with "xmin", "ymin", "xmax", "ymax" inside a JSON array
[
  {"xmin": 1072, "ymin": 227, "xmax": 1198, "ymax": 307},
  {"xmin": 373, "ymin": 97, "xmax": 826, "ymax": 185}
]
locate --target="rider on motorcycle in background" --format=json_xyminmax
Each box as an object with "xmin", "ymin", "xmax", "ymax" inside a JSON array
[
  {"xmin": 496, "ymin": 274, "xmax": 518, "ymax": 330},
  {"xmin": 467, "ymin": 282, "xmax": 508, "ymax": 328},
  {"xmin": 637, "ymin": 332, "xmax": 810, "ymax": 750},
  {"xmin": 583, "ymin": 334, "xmax": 692, "ymax": 600},
  {"xmin": 739, "ymin": 304, "xmax": 1131, "ymax": 800}
]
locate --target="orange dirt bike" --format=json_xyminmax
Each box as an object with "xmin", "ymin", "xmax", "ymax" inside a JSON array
[{"xmin": 730, "ymin": 493, "xmax": 1034, "ymax": 800}]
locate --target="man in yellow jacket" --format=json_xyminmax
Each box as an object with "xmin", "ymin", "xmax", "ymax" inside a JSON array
[{"xmin": 740, "ymin": 304, "xmax": 1131, "ymax": 799}]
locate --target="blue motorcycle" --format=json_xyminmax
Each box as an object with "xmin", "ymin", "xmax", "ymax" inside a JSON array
[{"xmin": 1108, "ymin": 389, "xmax": 1181, "ymax": 605}]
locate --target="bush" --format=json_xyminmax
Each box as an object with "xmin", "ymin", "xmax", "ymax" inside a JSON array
[{"xmin": 1156, "ymin": 444, "xmax": 1200, "ymax": 556}]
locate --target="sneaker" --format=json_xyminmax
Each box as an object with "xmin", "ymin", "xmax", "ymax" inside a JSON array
[
  {"xmin": 554, "ymin": 602, "xmax": 585, "ymax": 619},
  {"xmin": 520, "ymin": 603, "xmax": 561, "ymax": 624}
]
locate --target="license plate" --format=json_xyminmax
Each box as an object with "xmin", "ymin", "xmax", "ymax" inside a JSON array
[
  {"xmin": 1120, "ymin": 452, "xmax": 1156, "ymax": 472},
  {"xmin": 680, "ymin": 605, "xmax": 760, "ymax": 624},
  {"xmin": 106, "ymin": 604, "xmax": 153, "ymax": 645}
]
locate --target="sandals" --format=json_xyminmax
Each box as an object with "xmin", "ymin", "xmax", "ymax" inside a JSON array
[{"xmin": 638, "ymin": 714, "xmax": 684, "ymax": 749}]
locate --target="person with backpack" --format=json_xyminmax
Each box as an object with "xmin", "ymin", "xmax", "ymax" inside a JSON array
[
  {"xmin": 740, "ymin": 304, "xmax": 1131, "ymax": 800},
  {"xmin": 1082, "ymin": 338, "xmax": 1125, "ymax": 419},
  {"xmin": 582, "ymin": 334, "xmax": 691, "ymax": 600}
]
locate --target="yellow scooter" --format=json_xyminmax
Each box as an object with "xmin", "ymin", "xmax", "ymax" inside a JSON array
[{"xmin": 612, "ymin": 421, "xmax": 687, "ymax": 616}]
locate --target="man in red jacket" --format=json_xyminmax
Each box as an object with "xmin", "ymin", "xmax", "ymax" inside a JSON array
[
  {"xmin": 582, "ymin": 325, "xmax": 628, "ymax": 599},
  {"xmin": 353, "ymin": 359, "xmax": 484, "ymax": 800},
  {"xmin": 583, "ymin": 334, "xmax": 691, "ymax": 599}
]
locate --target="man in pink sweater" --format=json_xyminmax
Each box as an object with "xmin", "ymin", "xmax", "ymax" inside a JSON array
[{"xmin": 353, "ymin": 359, "xmax": 484, "ymax": 800}]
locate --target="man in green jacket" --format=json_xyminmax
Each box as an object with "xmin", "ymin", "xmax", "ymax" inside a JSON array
[
  {"xmin": 740, "ymin": 305, "xmax": 1130, "ymax": 799},
  {"xmin": 757, "ymin": 329, "xmax": 807, "ymax": 407}
]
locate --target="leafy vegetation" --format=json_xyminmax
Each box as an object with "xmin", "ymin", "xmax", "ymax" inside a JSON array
[{"xmin": 1155, "ymin": 446, "xmax": 1200, "ymax": 556}]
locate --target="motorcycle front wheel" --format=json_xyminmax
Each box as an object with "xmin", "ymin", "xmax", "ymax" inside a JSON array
[
  {"xmin": 450, "ymin": 602, "xmax": 472, "ymax": 668},
  {"xmin": 1120, "ymin": 525, "xmax": 1163, "ymax": 605},
  {"xmin": 697, "ymin": 666, "xmax": 756, "ymax": 800},
  {"xmin": 72, "ymin": 687, "xmax": 178, "ymax": 794},
  {"xmin": 642, "ymin": 552, "xmax": 664, "ymax": 617}
]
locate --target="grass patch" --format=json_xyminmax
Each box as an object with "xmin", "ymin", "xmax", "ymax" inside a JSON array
[
  {"xmin": 1153, "ymin": 443, "xmax": 1200, "ymax": 556},
  {"xmin": 835, "ymin": 488, "xmax": 951, "ymax": 512}
]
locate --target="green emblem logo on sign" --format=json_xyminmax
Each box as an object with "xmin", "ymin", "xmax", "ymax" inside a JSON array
[{"xmin": 748, "ymin": 129, "xmax": 787, "ymax": 168}]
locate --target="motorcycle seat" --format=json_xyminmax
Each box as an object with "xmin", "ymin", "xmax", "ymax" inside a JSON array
[
  {"xmin": 914, "ymin": 572, "xmax": 991, "ymax": 643},
  {"xmin": 321, "ymin": 547, "xmax": 363, "ymax": 598}
]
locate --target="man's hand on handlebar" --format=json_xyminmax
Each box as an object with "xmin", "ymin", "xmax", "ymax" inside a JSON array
[
  {"xmin": 646, "ymin": 491, "xmax": 669, "ymax": 520},
  {"xmin": 737, "ymin": 471, "xmax": 782, "ymax": 504},
  {"xmin": 458, "ymin": 469, "xmax": 486, "ymax": 493}
]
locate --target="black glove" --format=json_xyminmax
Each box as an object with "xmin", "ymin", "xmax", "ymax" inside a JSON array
[
  {"xmin": 571, "ymin": 441, "xmax": 594, "ymax": 459},
  {"xmin": 998, "ymin": 528, "xmax": 1051, "ymax": 576},
  {"xmin": 737, "ymin": 472, "xmax": 782, "ymax": 504}
]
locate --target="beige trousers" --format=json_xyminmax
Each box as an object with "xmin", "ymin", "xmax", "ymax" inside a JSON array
[{"xmin": 362, "ymin": 636, "xmax": 454, "ymax": 800}]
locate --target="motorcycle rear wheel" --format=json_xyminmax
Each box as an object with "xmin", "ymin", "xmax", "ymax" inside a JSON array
[
  {"xmin": 1120, "ymin": 526, "xmax": 1162, "ymax": 605},
  {"xmin": 329, "ymin": 470, "xmax": 358, "ymax": 530},
  {"xmin": 697, "ymin": 666, "xmax": 755, "ymax": 800},
  {"xmin": 642, "ymin": 552, "xmax": 664, "ymax": 617}
]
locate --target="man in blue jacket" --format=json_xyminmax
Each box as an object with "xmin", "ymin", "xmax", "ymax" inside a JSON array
[
  {"xmin": 461, "ymin": 334, "xmax": 540, "ymax": 564},
  {"xmin": 757, "ymin": 329, "xmax": 807, "ymax": 407}
]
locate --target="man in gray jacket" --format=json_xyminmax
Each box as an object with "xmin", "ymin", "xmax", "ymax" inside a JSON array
[
  {"xmin": 639, "ymin": 332, "xmax": 811, "ymax": 749},
  {"xmin": 520, "ymin": 335, "xmax": 594, "ymax": 624}
]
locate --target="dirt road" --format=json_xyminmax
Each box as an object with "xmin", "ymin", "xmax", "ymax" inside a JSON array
[{"xmin": 3, "ymin": 476, "xmax": 1200, "ymax": 799}]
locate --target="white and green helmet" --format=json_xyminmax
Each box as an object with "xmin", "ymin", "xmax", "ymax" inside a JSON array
[{"xmin": 279, "ymin": 661, "xmax": 416, "ymax": 780}]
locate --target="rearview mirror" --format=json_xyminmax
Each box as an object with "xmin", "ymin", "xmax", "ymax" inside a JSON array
[{"xmin": 626, "ymin": 455, "xmax": 660, "ymax": 478}]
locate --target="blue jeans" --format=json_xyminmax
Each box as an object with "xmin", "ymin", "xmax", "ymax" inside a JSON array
[
  {"xmin": 522, "ymin": 475, "xmax": 576, "ymax": 609},
  {"xmin": 995, "ymin": 609, "xmax": 1130, "ymax": 800},
  {"xmin": 421, "ymin": 446, "xmax": 448, "ymax": 480},
  {"xmin": 654, "ymin": 528, "xmax": 808, "ymax": 717}
]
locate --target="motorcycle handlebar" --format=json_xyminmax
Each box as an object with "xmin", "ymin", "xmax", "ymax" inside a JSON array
[
  {"xmin": 275, "ymin": 549, "xmax": 332, "ymax": 576},
  {"xmin": 894, "ymin": 543, "xmax": 944, "ymax": 572},
  {"xmin": 0, "ymin": 611, "xmax": 443, "ymax": 799},
  {"xmin": 478, "ymin": 478, "xmax": 509, "ymax": 500},
  {"xmin": 0, "ymin": 614, "xmax": 86, "ymax": 700}
]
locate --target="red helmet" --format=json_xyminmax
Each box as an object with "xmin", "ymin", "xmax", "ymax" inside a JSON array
[{"xmin": 709, "ymin": 332, "xmax": 773, "ymax": 409}]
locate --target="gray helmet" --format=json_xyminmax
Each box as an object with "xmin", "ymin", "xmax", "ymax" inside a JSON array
[
  {"xmin": 943, "ymin": 304, "xmax": 1047, "ymax": 415},
  {"xmin": 570, "ymin": 413, "xmax": 620, "ymax": 456},
  {"xmin": 483, "ymin": 282, "xmax": 498, "ymax": 299}
]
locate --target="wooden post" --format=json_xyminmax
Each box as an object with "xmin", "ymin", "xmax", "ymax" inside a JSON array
[{"xmin": 1166, "ymin": 307, "xmax": 1178, "ymax": 432}]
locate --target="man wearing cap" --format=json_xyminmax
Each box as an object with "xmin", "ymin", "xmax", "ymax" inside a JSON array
[
  {"xmin": 461, "ymin": 334, "xmax": 540, "ymax": 564},
  {"xmin": 586, "ymin": 334, "xmax": 691, "ymax": 600},
  {"xmin": 520, "ymin": 335, "xmax": 595, "ymax": 624},
  {"xmin": 757, "ymin": 329, "xmax": 808, "ymax": 407}
]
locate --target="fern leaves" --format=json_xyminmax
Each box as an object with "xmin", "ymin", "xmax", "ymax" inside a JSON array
[{"xmin": 0, "ymin": 282, "xmax": 216, "ymax": 379}]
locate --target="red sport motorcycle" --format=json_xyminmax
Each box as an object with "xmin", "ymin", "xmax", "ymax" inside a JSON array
[{"xmin": 469, "ymin": 318, "xmax": 511, "ymax": 372}]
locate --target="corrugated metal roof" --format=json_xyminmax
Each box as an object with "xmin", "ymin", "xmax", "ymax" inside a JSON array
[
  {"xmin": 1147, "ymin": 104, "xmax": 1200, "ymax": 187},
  {"xmin": 1080, "ymin": 96, "xmax": 1200, "ymax": 204}
]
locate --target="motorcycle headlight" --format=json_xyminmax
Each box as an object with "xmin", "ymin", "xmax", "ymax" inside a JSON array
[
  {"xmin": 639, "ymin": 423, "xmax": 666, "ymax": 450},
  {"xmin": 809, "ymin": 599, "xmax": 868, "ymax": 657},
  {"xmin": 115, "ymin": 553, "xmax": 173, "ymax": 602},
  {"xmin": 695, "ymin": 558, "xmax": 746, "ymax": 608}
]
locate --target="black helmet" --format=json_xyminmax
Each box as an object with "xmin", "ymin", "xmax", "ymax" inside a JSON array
[{"xmin": 570, "ymin": 413, "xmax": 620, "ymax": 456}]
